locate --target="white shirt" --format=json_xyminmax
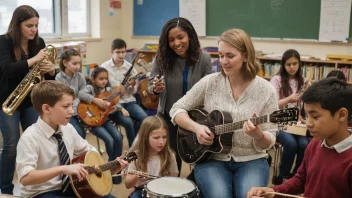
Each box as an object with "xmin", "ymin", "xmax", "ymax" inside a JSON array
[
  {"xmin": 321, "ymin": 132, "xmax": 352, "ymax": 153},
  {"xmin": 170, "ymin": 73, "xmax": 279, "ymax": 162},
  {"xmin": 101, "ymin": 58, "xmax": 138, "ymax": 103},
  {"xmin": 127, "ymin": 154, "xmax": 179, "ymax": 187},
  {"xmin": 16, "ymin": 117, "xmax": 94, "ymax": 198}
]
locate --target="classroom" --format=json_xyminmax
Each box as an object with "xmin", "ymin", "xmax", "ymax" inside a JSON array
[{"xmin": 0, "ymin": 0, "xmax": 352, "ymax": 197}]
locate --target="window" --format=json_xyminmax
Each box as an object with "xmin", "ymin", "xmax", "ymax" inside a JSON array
[{"xmin": 0, "ymin": 0, "xmax": 90, "ymax": 38}]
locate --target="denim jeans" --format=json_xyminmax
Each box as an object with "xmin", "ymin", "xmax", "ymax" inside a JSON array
[
  {"xmin": 91, "ymin": 121, "xmax": 123, "ymax": 162},
  {"xmin": 34, "ymin": 190, "xmax": 116, "ymax": 198},
  {"xmin": 111, "ymin": 102, "xmax": 147, "ymax": 147},
  {"xmin": 277, "ymin": 131, "xmax": 308, "ymax": 177},
  {"xmin": 0, "ymin": 106, "xmax": 38, "ymax": 194},
  {"xmin": 194, "ymin": 158, "xmax": 269, "ymax": 198},
  {"xmin": 130, "ymin": 188, "xmax": 143, "ymax": 198},
  {"xmin": 69, "ymin": 116, "xmax": 86, "ymax": 139}
]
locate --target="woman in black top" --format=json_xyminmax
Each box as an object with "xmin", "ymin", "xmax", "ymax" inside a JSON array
[{"xmin": 0, "ymin": 5, "xmax": 56, "ymax": 194}]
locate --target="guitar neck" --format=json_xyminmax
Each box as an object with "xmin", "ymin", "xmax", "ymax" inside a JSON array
[
  {"xmin": 106, "ymin": 82, "xmax": 130, "ymax": 102},
  {"xmin": 215, "ymin": 114, "xmax": 269, "ymax": 135},
  {"xmin": 86, "ymin": 160, "xmax": 120, "ymax": 174}
]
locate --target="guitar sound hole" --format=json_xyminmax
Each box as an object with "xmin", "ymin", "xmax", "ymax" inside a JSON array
[{"xmin": 96, "ymin": 172, "xmax": 102, "ymax": 178}]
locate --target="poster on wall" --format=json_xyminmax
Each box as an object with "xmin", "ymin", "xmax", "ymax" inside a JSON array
[
  {"xmin": 110, "ymin": 0, "xmax": 121, "ymax": 9},
  {"xmin": 179, "ymin": 0, "xmax": 206, "ymax": 36}
]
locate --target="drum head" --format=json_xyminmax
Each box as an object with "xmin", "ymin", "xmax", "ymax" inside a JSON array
[
  {"xmin": 0, "ymin": 195, "xmax": 20, "ymax": 197},
  {"xmin": 145, "ymin": 177, "xmax": 196, "ymax": 196}
]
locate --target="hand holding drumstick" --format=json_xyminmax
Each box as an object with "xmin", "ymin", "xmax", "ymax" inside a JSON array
[{"xmin": 152, "ymin": 75, "xmax": 165, "ymax": 94}]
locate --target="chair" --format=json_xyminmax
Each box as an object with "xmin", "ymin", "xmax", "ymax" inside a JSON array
[{"xmin": 272, "ymin": 142, "xmax": 283, "ymax": 185}]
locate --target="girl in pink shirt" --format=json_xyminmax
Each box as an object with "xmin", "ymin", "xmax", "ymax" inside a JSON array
[{"xmin": 270, "ymin": 49, "xmax": 309, "ymax": 185}]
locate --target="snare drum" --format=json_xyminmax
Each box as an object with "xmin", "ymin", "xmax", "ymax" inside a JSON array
[{"xmin": 143, "ymin": 177, "xmax": 199, "ymax": 198}]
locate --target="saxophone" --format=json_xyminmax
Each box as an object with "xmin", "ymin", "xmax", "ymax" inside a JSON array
[{"xmin": 2, "ymin": 45, "xmax": 57, "ymax": 115}]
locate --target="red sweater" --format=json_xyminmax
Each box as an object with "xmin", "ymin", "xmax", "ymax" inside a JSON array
[{"xmin": 273, "ymin": 138, "xmax": 352, "ymax": 198}]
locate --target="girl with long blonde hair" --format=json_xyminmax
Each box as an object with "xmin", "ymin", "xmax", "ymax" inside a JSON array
[{"xmin": 125, "ymin": 116, "xmax": 178, "ymax": 198}]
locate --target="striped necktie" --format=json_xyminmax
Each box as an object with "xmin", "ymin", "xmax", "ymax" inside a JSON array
[{"xmin": 52, "ymin": 132, "xmax": 71, "ymax": 194}]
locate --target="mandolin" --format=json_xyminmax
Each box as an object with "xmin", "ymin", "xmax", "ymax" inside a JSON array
[
  {"xmin": 70, "ymin": 151, "xmax": 137, "ymax": 198},
  {"xmin": 177, "ymin": 108, "xmax": 299, "ymax": 164},
  {"xmin": 77, "ymin": 73, "xmax": 141, "ymax": 126}
]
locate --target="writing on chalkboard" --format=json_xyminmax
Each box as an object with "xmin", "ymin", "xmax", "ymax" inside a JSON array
[
  {"xmin": 319, "ymin": 0, "xmax": 352, "ymax": 41},
  {"xmin": 271, "ymin": 0, "xmax": 284, "ymax": 11}
]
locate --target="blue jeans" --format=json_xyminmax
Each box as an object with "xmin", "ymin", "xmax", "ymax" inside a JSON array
[
  {"xmin": 34, "ymin": 190, "xmax": 116, "ymax": 198},
  {"xmin": 0, "ymin": 106, "xmax": 38, "ymax": 194},
  {"xmin": 194, "ymin": 158, "xmax": 269, "ymax": 198},
  {"xmin": 130, "ymin": 188, "xmax": 143, "ymax": 198},
  {"xmin": 69, "ymin": 116, "xmax": 86, "ymax": 139},
  {"xmin": 111, "ymin": 102, "xmax": 147, "ymax": 147},
  {"xmin": 91, "ymin": 121, "xmax": 123, "ymax": 162},
  {"xmin": 277, "ymin": 131, "xmax": 308, "ymax": 177}
]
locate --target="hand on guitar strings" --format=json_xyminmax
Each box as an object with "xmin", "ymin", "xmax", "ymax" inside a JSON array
[
  {"xmin": 93, "ymin": 98, "xmax": 111, "ymax": 110},
  {"xmin": 243, "ymin": 113, "xmax": 264, "ymax": 141},
  {"xmin": 111, "ymin": 156, "xmax": 129, "ymax": 175},
  {"xmin": 246, "ymin": 187, "xmax": 275, "ymax": 198},
  {"xmin": 129, "ymin": 79, "xmax": 136, "ymax": 87},
  {"xmin": 119, "ymin": 86, "xmax": 126, "ymax": 96},
  {"xmin": 195, "ymin": 124, "xmax": 214, "ymax": 145},
  {"xmin": 62, "ymin": 163, "xmax": 89, "ymax": 182},
  {"xmin": 152, "ymin": 75, "xmax": 165, "ymax": 94}
]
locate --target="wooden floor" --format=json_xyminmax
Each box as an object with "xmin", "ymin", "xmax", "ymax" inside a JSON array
[{"xmin": 3, "ymin": 127, "xmax": 276, "ymax": 197}]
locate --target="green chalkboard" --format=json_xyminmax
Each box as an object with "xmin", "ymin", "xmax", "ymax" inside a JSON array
[{"xmin": 206, "ymin": 0, "xmax": 322, "ymax": 39}]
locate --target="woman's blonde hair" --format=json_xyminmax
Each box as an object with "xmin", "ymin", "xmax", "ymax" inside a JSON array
[
  {"xmin": 218, "ymin": 29, "xmax": 260, "ymax": 81},
  {"xmin": 131, "ymin": 116, "xmax": 174, "ymax": 176}
]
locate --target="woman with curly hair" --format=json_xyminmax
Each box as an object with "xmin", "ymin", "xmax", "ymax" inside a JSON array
[{"xmin": 148, "ymin": 17, "xmax": 212, "ymax": 173}]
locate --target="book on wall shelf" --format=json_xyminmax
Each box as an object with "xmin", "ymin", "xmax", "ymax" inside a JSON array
[{"xmin": 135, "ymin": 48, "xmax": 352, "ymax": 85}]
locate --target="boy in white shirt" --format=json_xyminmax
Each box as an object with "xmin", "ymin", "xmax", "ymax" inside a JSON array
[
  {"xmin": 16, "ymin": 80, "xmax": 128, "ymax": 198},
  {"xmin": 101, "ymin": 38, "xmax": 147, "ymax": 147}
]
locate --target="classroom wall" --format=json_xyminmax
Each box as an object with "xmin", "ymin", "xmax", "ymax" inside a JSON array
[{"xmin": 85, "ymin": 0, "xmax": 352, "ymax": 64}]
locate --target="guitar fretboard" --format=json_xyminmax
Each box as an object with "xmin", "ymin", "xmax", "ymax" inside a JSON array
[
  {"xmin": 86, "ymin": 160, "xmax": 120, "ymax": 174},
  {"xmin": 105, "ymin": 74, "xmax": 140, "ymax": 102},
  {"xmin": 214, "ymin": 115, "xmax": 269, "ymax": 135}
]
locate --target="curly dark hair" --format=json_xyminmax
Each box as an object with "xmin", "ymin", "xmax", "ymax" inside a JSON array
[
  {"xmin": 278, "ymin": 49, "xmax": 304, "ymax": 98},
  {"xmin": 156, "ymin": 17, "xmax": 201, "ymax": 74}
]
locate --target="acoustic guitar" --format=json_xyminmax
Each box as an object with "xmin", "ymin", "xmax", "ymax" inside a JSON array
[
  {"xmin": 137, "ymin": 76, "xmax": 163, "ymax": 110},
  {"xmin": 70, "ymin": 151, "xmax": 137, "ymax": 198},
  {"xmin": 177, "ymin": 108, "xmax": 299, "ymax": 164},
  {"xmin": 77, "ymin": 73, "xmax": 141, "ymax": 127}
]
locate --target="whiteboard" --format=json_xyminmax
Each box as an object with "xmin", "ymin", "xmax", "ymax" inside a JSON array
[
  {"xmin": 319, "ymin": 0, "xmax": 352, "ymax": 41},
  {"xmin": 179, "ymin": 0, "xmax": 206, "ymax": 36}
]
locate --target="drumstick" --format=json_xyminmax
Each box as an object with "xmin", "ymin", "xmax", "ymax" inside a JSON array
[{"xmin": 261, "ymin": 192, "xmax": 305, "ymax": 198}]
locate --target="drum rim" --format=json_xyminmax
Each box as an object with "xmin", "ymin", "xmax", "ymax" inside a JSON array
[{"xmin": 144, "ymin": 177, "xmax": 199, "ymax": 197}]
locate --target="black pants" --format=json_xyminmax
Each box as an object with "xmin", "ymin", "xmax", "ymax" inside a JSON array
[{"xmin": 160, "ymin": 113, "xmax": 182, "ymax": 175}]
